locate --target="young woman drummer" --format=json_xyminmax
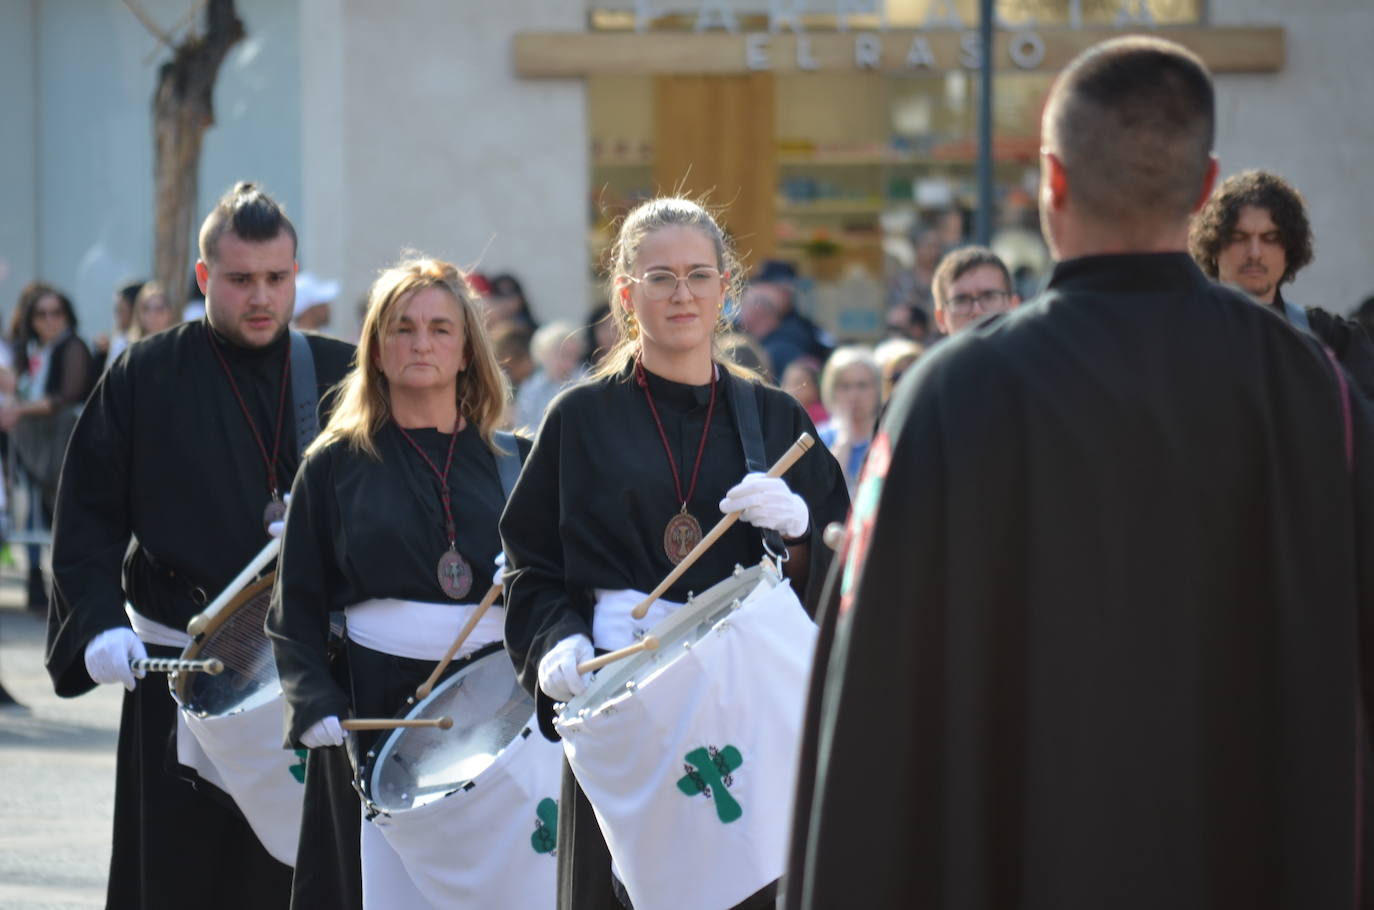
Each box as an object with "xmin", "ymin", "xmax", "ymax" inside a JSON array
[
  {"xmin": 501, "ymin": 197, "xmax": 851, "ymax": 909},
  {"xmin": 267, "ymin": 257, "xmax": 528, "ymax": 908}
]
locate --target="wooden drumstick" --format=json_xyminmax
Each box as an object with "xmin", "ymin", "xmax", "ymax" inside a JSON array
[
  {"xmin": 340, "ymin": 716, "xmax": 454, "ymax": 731},
  {"xmin": 415, "ymin": 582, "xmax": 503, "ymax": 700},
  {"xmin": 631, "ymin": 433, "xmax": 815, "ymax": 620},
  {"xmin": 576, "ymin": 636, "xmax": 659, "ymax": 675},
  {"xmin": 130, "ymin": 657, "xmax": 225, "ymax": 675}
]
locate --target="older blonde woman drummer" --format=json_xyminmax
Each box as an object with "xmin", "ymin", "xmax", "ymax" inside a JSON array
[
  {"xmin": 502, "ymin": 197, "xmax": 851, "ymax": 909},
  {"xmin": 267, "ymin": 257, "xmax": 529, "ymax": 908}
]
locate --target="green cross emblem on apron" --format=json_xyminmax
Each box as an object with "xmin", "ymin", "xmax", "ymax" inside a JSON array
[
  {"xmin": 288, "ymin": 749, "xmax": 308, "ymax": 784},
  {"xmin": 676, "ymin": 745, "xmax": 744, "ymax": 823},
  {"xmin": 531, "ymin": 797, "xmax": 558, "ymax": 854}
]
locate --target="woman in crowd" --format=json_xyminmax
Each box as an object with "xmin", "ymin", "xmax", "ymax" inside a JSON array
[
  {"xmin": 780, "ymin": 356, "xmax": 827, "ymax": 426},
  {"xmin": 0, "ymin": 283, "xmax": 94, "ymax": 610},
  {"xmin": 132, "ymin": 281, "xmax": 177, "ymax": 340},
  {"xmin": 817, "ymin": 345, "xmax": 881, "ymax": 498},
  {"xmin": 513, "ymin": 320, "xmax": 587, "ymax": 432},
  {"xmin": 267, "ymin": 257, "xmax": 528, "ymax": 907},
  {"xmin": 486, "ymin": 272, "xmax": 539, "ymax": 331},
  {"xmin": 501, "ymin": 196, "xmax": 849, "ymax": 909}
]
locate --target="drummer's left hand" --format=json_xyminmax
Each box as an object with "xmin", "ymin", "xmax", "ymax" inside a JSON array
[
  {"xmin": 719, "ymin": 472, "xmax": 809, "ymax": 539},
  {"xmin": 301, "ymin": 715, "xmax": 346, "ymax": 749},
  {"xmin": 492, "ymin": 552, "xmax": 506, "ymax": 588}
]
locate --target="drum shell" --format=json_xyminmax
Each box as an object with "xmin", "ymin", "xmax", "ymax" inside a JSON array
[{"xmin": 559, "ymin": 578, "xmax": 816, "ymax": 910}]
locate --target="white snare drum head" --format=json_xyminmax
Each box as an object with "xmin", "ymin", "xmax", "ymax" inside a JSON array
[
  {"xmin": 177, "ymin": 575, "xmax": 280, "ymax": 717},
  {"xmin": 559, "ymin": 560, "xmax": 780, "ymax": 724},
  {"xmin": 367, "ymin": 645, "xmax": 534, "ymax": 812}
]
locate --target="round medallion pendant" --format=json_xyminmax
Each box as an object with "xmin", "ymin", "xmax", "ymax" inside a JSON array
[
  {"xmin": 263, "ymin": 499, "xmax": 288, "ymax": 534},
  {"xmin": 437, "ymin": 550, "xmax": 474, "ymax": 600},
  {"xmin": 663, "ymin": 511, "xmax": 703, "ymax": 565}
]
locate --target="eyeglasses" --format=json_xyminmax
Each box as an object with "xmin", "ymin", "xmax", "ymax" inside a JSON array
[
  {"xmin": 624, "ymin": 268, "xmax": 723, "ymax": 301},
  {"xmin": 946, "ymin": 289, "xmax": 1009, "ymax": 315},
  {"xmin": 33, "ymin": 308, "xmax": 65, "ymax": 319}
]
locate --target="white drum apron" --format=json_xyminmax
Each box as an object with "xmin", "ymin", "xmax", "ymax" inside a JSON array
[
  {"xmin": 359, "ymin": 645, "xmax": 561, "ymax": 908},
  {"xmin": 178, "ymin": 692, "xmax": 305, "ymax": 866},
  {"xmin": 556, "ymin": 562, "xmax": 817, "ymax": 910}
]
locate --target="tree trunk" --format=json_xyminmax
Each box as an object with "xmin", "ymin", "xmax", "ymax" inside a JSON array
[{"xmin": 151, "ymin": 0, "xmax": 244, "ymax": 319}]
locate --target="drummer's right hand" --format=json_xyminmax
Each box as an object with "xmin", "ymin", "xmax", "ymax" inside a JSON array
[
  {"xmin": 301, "ymin": 715, "xmax": 346, "ymax": 749},
  {"xmin": 84, "ymin": 628, "xmax": 146, "ymax": 692},
  {"xmin": 539, "ymin": 634, "xmax": 594, "ymax": 702}
]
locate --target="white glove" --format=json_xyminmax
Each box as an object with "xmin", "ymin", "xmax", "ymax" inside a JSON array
[
  {"xmin": 493, "ymin": 552, "xmax": 507, "ymax": 588},
  {"xmin": 84, "ymin": 627, "xmax": 147, "ymax": 691},
  {"xmin": 719, "ymin": 472, "xmax": 809, "ymax": 539},
  {"xmin": 266, "ymin": 493, "xmax": 293, "ymax": 539},
  {"xmin": 538, "ymin": 634, "xmax": 594, "ymax": 703},
  {"xmin": 300, "ymin": 715, "xmax": 346, "ymax": 749}
]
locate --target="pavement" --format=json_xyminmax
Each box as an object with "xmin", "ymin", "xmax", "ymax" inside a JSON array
[{"xmin": 0, "ymin": 587, "xmax": 119, "ymax": 910}]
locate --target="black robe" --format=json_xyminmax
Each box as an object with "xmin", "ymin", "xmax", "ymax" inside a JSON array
[
  {"xmin": 789, "ymin": 253, "xmax": 1374, "ymax": 909},
  {"xmin": 266, "ymin": 421, "xmax": 530, "ymax": 909},
  {"xmin": 45, "ymin": 321, "xmax": 353, "ymax": 910},
  {"xmin": 501, "ymin": 363, "xmax": 850, "ymax": 910}
]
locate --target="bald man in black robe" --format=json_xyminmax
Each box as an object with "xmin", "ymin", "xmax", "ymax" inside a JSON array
[{"xmin": 790, "ymin": 37, "xmax": 1374, "ymax": 910}]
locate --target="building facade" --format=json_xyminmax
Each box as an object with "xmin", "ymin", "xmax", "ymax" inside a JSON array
[{"xmin": 1, "ymin": 0, "xmax": 1370, "ymax": 339}]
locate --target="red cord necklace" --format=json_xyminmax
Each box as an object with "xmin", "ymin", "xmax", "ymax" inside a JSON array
[
  {"xmin": 635, "ymin": 358, "xmax": 717, "ymax": 564},
  {"xmin": 394, "ymin": 420, "xmax": 473, "ymax": 600},
  {"xmin": 207, "ymin": 330, "xmax": 291, "ymax": 534}
]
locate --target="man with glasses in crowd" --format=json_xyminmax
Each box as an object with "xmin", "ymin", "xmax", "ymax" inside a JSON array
[{"xmin": 930, "ymin": 246, "xmax": 1020, "ymax": 336}]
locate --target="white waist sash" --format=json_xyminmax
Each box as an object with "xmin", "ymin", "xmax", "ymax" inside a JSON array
[
  {"xmin": 125, "ymin": 603, "xmax": 192, "ymax": 649},
  {"xmin": 592, "ymin": 589, "xmax": 684, "ymax": 653},
  {"xmin": 345, "ymin": 599, "xmax": 504, "ymax": 662}
]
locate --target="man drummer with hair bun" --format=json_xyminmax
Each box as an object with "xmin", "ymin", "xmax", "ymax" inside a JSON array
[
  {"xmin": 45, "ymin": 182, "xmax": 355, "ymax": 910},
  {"xmin": 501, "ymin": 196, "xmax": 850, "ymax": 909},
  {"xmin": 267, "ymin": 256, "xmax": 539, "ymax": 908}
]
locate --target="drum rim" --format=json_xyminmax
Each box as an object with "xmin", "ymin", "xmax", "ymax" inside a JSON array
[
  {"xmin": 359, "ymin": 640, "xmax": 530, "ymax": 815},
  {"xmin": 363, "ymin": 720, "xmax": 541, "ymax": 818},
  {"xmin": 172, "ymin": 572, "xmax": 277, "ymax": 711},
  {"xmin": 556, "ymin": 559, "xmax": 780, "ymax": 726}
]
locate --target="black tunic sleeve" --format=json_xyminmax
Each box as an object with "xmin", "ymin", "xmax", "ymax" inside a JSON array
[
  {"xmin": 267, "ymin": 445, "xmax": 351, "ymax": 746},
  {"xmin": 501, "ymin": 403, "xmax": 593, "ymax": 721},
  {"xmin": 45, "ymin": 355, "xmax": 136, "ymax": 696}
]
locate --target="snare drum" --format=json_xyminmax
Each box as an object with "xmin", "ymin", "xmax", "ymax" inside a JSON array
[
  {"xmin": 357, "ymin": 643, "xmax": 561, "ymax": 908},
  {"xmin": 171, "ymin": 573, "xmax": 305, "ymax": 867},
  {"xmin": 556, "ymin": 560, "xmax": 817, "ymax": 910}
]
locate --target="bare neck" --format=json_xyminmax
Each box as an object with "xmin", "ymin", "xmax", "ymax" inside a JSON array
[
  {"xmin": 639, "ymin": 345, "xmax": 714, "ymax": 386},
  {"xmin": 1049, "ymin": 212, "xmax": 1192, "ymax": 262},
  {"xmin": 390, "ymin": 386, "xmax": 460, "ymax": 432}
]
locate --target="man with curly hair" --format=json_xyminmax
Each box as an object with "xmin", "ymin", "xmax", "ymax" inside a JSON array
[{"xmin": 1191, "ymin": 169, "xmax": 1374, "ymax": 397}]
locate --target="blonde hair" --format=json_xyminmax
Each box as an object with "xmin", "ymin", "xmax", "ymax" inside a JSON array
[
  {"xmin": 131, "ymin": 280, "xmax": 169, "ymax": 340},
  {"xmin": 820, "ymin": 346, "xmax": 881, "ymax": 414},
  {"xmin": 590, "ymin": 196, "xmax": 756, "ymax": 383},
  {"xmin": 309, "ymin": 256, "xmax": 509, "ymax": 460}
]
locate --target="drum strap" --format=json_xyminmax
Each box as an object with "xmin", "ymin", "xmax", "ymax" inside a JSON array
[
  {"xmin": 289, "ymin": 330, "xmax": 320, "ymax": 458},
  {"xmin": 725, "ymin": 371, "xmax": 786, "ymax": 555},
  {"xmin": 493, "ymin": 430, "xmax": 521, "ymax": 500}
]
